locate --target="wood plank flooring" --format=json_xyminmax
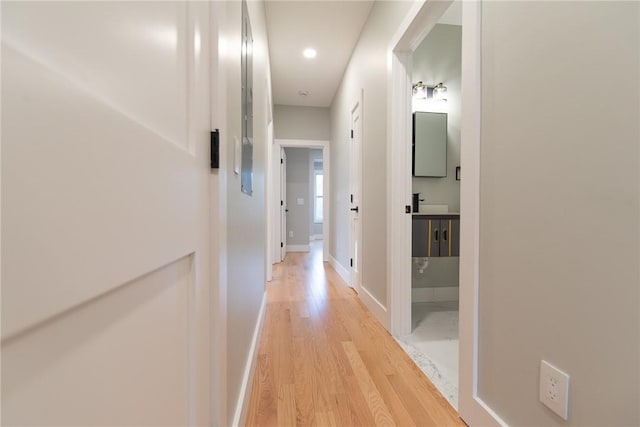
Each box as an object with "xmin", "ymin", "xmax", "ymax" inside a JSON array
[{"xmin": 246, "ymin": 243, "xmax": 465, "ymax": 426}]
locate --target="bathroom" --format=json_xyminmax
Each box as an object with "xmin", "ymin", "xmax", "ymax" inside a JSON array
[{"xmin": 395, "ymin": 0, "xmax": 462, "ymax": 410}]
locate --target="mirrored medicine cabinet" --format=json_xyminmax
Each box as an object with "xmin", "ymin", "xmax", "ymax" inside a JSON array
[{"xmin": 412, "ymin": 111, "xmax": 447, "ymax": 177}]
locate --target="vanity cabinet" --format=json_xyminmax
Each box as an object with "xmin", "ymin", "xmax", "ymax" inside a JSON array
[{"xmin": 412, "ymin": 215, "xmax": 459, "ymax": 257}]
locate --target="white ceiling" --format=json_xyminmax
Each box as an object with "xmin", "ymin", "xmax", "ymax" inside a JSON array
[{"xmin": 265, "ymin": 0, "xmax": 374, "ymax": 108}]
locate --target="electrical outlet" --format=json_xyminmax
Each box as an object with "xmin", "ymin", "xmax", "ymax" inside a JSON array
[
  {"xmin": 288, "ymin": 231, "xmax": 293, "ymax": 237},
  {"xmin": 540, "ymin": 360, "xmax": 570, "ymax": 420}
]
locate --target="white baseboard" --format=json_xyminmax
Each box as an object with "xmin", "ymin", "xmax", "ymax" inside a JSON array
[
  {"xmin": 412, "ymin": 286, "xmax": 459, "ymax": 303},
  {"xmin": 359, "ymin": 285, "xmax": 390, "ymax": 330},
  {"xmin": 328, "ymin": 254, "xmax": 350, "ymax": 285},
  {"xmin": 309, "ymin": 234, "xmax": 323, "ymax": 241},
  {"xmin": 231, "ymin": 293, "xmax": 267, "ymax": 427},
  {"xmin": 286, "ymin": 244, "xmax": 310, "ymax": 252}
]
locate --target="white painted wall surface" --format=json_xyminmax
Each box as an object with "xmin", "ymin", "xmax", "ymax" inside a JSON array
[
  {"xmin": 2, "ymin": 2, "xmax": 212, "ymax": 424},
  {"xmin": 221, "ymin": 0, "xmax": 271, "ymax": 423},
  {"xmin": 478, "ymin": 2, "xmax": 639, "ymax": 425},
  {"xmin": 330, "ymin": 1, "xmax": 413, "ymax": 307},
  {"xmin": 273, "ymin": 104, "xmax": 331, "ymax": 141}
]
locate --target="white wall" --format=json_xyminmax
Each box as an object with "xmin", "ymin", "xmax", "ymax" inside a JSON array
[
  {"xmin": 330, "ymin": 1, "xmax": 413, "ymax": 306},
  {"xmin": 2, "ymin": 2, "xmax": 212, "ymax": 424},
  {"xmin": 274, "ymin": 104, "xmax": 331, "ymax": 140},
  {"xmin": 285, "ymin": 147, "xmax": 310, "ymax": 246},
  {"xmin": 478, "ymin": 2, "xmax": 639, "ymax": 425},
  {"xmin": 412, "ymin": 24, "xmax": 462, "ymax": 213},
  {"xmin": 220, "ymin": 0, "xmax": 271, "ymax": 422}
]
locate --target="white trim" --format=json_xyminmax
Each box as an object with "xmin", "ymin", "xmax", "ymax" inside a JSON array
[
  {"xmin": 475, "ymin": 397, "xmax": 510, "ymax": 427},
  {"xmin": 387, "ymin": 48, "xmax": 413, "ymax": 338},
  {"xmin": 265, "ymin": 120, "xmax": 274, "ymax": 282},
  {"xmin": 231, "ymin": 293, "xmax": 267, "ymax": 427},
  {"xmin": 458, "ymin": 2, "xmax": 508, "ymax": 426},
  {"xmin": 329, "ymin": 254, "xmax": 350, "ymax": 285},
  {"xmin": 274, "ymin": 139, "xmax": 330, "ymax": 263},
  {"xmin": 412, "ymin": 286, "xmax": 459, "ymax": 303},
  {"xmin": 387, "ymin": 1, "xmax": 506, "ymax": 426},
  {"xmin": 286, "ymin": 245, "xmax": 310, "ymax": 252},
  {"xmin": 358, "ymin": 286, "xmax": 390, "ymax": 330},
  {"xmin": 309, "ymin": 234, "xmax": 323, "ymax": 241}
]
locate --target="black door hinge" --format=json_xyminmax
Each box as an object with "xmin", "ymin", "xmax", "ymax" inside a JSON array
[
  {"xmin": 281, "ymin": 242, "xmax": 283, "ymax": 248},
  {"xmin": 350, "ymin": 129, "xmax": 354, "ymax": 139},
  {"xmin": 210, "ymin": 129, "xmax": 220, "ymax": 169},
  {"xmin": 350, "ymin": 194, "xmax": 353, "ymax": 203},
  {"xmin": 280, "ymin": 158, "xmax": 283, "ymax": 164},
  {"xmin": 350, "ymin": 258, "xmax": 353, "ymax": 267},
  {"xmin": 406, "ymin": 205, "xmax": 412, "ymax": 214},
  {"xmin": 281, "ymin": 200, "xmax": 283, "ymax": 206}
]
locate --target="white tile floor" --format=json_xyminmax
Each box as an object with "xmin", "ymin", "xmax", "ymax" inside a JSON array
[{"xmin": 396, "ymin": 300, "xmax": 459, "ymax": 409}]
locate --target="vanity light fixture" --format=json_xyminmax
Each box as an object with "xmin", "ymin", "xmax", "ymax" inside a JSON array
[
  {"xmin": 413, "ymin": 81, "xmax": 448, "ymax": 102},
  {"xmin": 433, "ymin": 82, "xmax": 447, "ymax": 102},
  {"xmin": 412, "ymin": 81, "xmax": 428, "ymax": 100}
]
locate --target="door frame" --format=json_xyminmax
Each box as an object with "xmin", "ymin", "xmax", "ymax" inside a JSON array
[
  {"xmin": 387, "ymin": 1, "xmax": 507, "ymax": 426},
  {"xmin": 271, "ymin": 139, "xmax": 330, "ymax": 263}
]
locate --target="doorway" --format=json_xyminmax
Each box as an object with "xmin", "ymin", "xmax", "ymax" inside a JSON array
[
  {"xmin": 271, "ymin": 139, "xmax": 330, "ymax": 266},
  {"xmin": 387, "ymin": 1, "xmax": 499, "ymax": 426},
  {"xmin": 396, "ymin": 1, "xmax": 463, "ymax": 410}
]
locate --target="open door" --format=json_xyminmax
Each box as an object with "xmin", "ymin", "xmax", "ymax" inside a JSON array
[
  {"xmin": 280, "ymin": 147, "xmax": 287, "ymax": 260},
  {"xmin": 349, "ymin": 99, "xmax": 363, "ymax": 292},
  {"xmin": 1, "ymin": 2, "xmax": 213, "ymax": 425}
]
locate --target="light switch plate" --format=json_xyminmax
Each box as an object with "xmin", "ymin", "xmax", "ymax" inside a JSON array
[
  {"xmin": 233, "ymin": 137, "xmax": 240, "ymax": 175},
  {"xmin": 297, "ymin": 198, "xmax": 304, "ymax": 205},
  {"xmin": 539, "ymin": 360, "xmax": 570, "ymax": 420}
]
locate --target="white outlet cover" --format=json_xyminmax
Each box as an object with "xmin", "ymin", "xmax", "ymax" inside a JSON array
[
  {"xmin": 297, "ymin": 198, "xmax": 304, "ymax": 205},
  {"xmin": 540, "ymin": 360, "xmax": 570, "ymax": 420}
]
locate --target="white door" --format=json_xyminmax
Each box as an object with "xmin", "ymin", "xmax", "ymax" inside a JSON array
[
  {"xmin": 1, "ymin": 2, "xmax": 213, "ymax": 425},
  {"xmin": 280, "ymin": 147, "xmax": 288, "ymax": 260},
  {"xmin": 350, "ymin": 100, "xmax": 363, "ymax": 292}
]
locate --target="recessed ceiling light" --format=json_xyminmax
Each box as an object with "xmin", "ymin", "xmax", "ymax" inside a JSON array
[{"xmin": 303, "ymin": 48, "xmax": 317, "ymax": 59}]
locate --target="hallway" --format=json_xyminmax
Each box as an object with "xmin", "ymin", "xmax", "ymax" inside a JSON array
[{"xmin": 246, "ymin": 243, "xmax": 464, "ymax": 426}]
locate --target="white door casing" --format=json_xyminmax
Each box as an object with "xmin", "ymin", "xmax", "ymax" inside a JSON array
[
  {"xmin": 387, "ymin": 1, "xmax": 507, "ymax": 426},
  {"xmin": 265, "ymin": 120, "xmax": 274, "ymax": 282},
  {"xmin": 349, "ymin": 98, "xmax": 363, "ymax": 293},
  {"xmin": 272, "ymin": 139, "xmax": 331, "ymax": 263},
  {"xmin": 2, "ymin": 2, "xmax": 214, "ymax": 425}
]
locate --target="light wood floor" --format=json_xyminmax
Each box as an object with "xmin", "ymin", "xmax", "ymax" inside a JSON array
[{"xmin": 246, "ymin": 243, "xmax": 465, "ymax": 427}]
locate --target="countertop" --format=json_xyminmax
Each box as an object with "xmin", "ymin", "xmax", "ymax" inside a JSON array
[{"xmin": 412, "ymin": 212, "xmax": 460, "ymax": 216}]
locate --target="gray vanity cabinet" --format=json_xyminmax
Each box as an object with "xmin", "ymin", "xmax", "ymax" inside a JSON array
[{"xmin": 412, "ymin": 215, "xmax": 459, "ymax": 257}]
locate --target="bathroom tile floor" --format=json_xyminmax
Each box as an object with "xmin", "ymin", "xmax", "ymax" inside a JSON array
[{"xmin": 396, "ymin": 301, "xmax": 459, "ymax": 409}]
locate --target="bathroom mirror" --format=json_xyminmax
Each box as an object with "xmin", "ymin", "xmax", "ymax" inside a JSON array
[{"xmin": 413, "ymin": 112, "xmax": 447, "ymax": 177}]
